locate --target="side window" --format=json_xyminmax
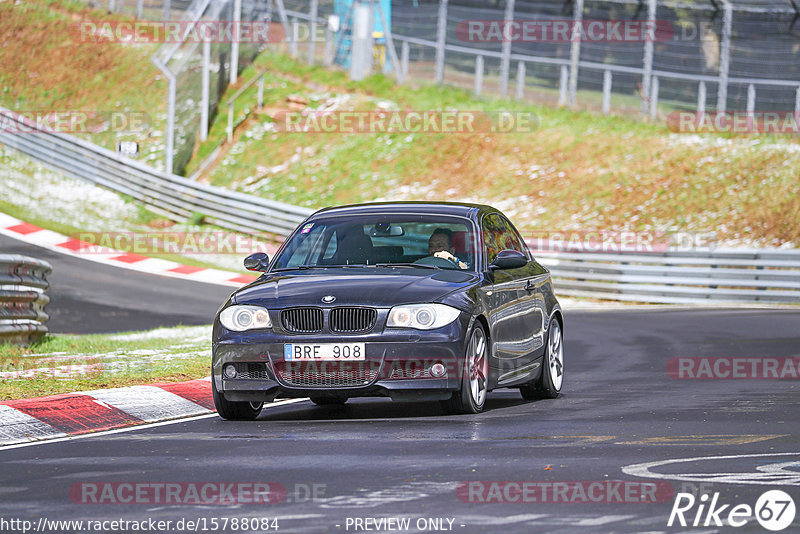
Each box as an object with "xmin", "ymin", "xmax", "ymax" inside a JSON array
[
  {"xmin": 482, "ymin": 214, "xmax": 506, "ymax": 265},
  {"xmin": 285, "ymin": 226, "xmax": 326, "ymax": 266},
  {"xmin": 499, "ymin": 216, "xmax": 529, "ymax": 258}
]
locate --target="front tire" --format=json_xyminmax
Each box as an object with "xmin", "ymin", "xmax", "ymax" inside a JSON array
[
  {"xmin": 212, "ymin": 378, "xmax": 263, "ymax": 420},
  {"xmin": 442, "ymin": 323, "xmax": 489, "ymax": 414},
  {"xmin": 520, "ymin": 317, "xmax": 563, "ymax": 400}
]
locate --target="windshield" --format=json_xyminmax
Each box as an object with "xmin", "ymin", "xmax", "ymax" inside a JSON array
[{"xmin": 272, "ymin": 215, "xmax": 478, "ymax": 271}]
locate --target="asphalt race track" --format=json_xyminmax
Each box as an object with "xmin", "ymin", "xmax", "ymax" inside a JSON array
[
  {"xmin": 1, "ymin": 296, "xmax": 798, "ymax": 531},
  {"xmin": 0, "ymin": 233, "xmax": 234, "ymax": 333}
]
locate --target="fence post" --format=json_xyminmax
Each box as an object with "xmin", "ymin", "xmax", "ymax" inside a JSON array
[
  {"xmin": 308, "ymin": 0, "xmax": 318, "ymax": 65},
  {"xmin": 350, "ymin": 2, "xmax": 371, "ymax": 81},
  {"xmin": 568, "ymin": 0, "xmax": 584, "ymax": 107},
  {"xmin": 558, "ymin": 65, "xmax": 568, "ymax": 107},
  {"xmin": 230, "ymin": 0, "xmax": 241, "ymax": 85},
  {"xmin": 474, "ymin": 55, "xmax": 484, "ymax": 96},
  {"xmin": 697, "ymin": 80, "xmax": 707, "ymax": 115},
  {"xmin": 163, "ymin": 0, "xmax": 170, "ymax": 20},
  {"xmin": 325, "ymin": 25, "xmax": 333, "ymax": 66},
  {"xmin": 290, "ymin": 19, "xmax": 299, "ymax": 57},
  {"xmin": 150, "ymin": 55, "xmax": 175, "ymax": 173},
  {"xmin": 641, "ymin": 0, "xmax": 656, "ymax": 116},
  {"xmin": 435, "ymin": 0, "xmax": 448, "ymax": 84},
  {"xmin": 516, "ymin": 61, "xmax": 525, "ymax": 100},
  {"xmin": 200, "ymin": 39, "xmax": 210, "ymax": 142},
  {"xmin": 136, "ymin": 0, "xmax": 143, "ymax": 18},
  {"xmin": 258, "ymin": 74, "xmax": 265, "ymax": 109},
  {"xmin": 795, "ymin": 86, "xmax": 800, "ymax": 121},
  {"xmin": 717, "ymin": 0, "xmax": 732, "ymax": 113},
  {"xmin": 499, "ymin": 0, "xmax": 515, "ymax": 96},
  {"xmin": 166, "ymin": 74, "xmax": 175, "ymax": 173},
  {"xmin": 649, "ymin": 76, "xmax": 659, "ymax": 119},
  {"xmin": 746, "ymin": 83, "xmax": 755, "ymax": 114},
  {"xmin": 401, "ymin": 40, "xmax": 409, "ymax": 84},
  {"xmin": 602, "ymin": 70, "xmax": 612, "ymax": 114},
  {"xmin": 746, "ymin": 83, "xmax": 755, "ymax": 131}
]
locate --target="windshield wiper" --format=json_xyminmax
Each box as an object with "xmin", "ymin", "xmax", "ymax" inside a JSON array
[
  {"xmin": 271, "ymin": 265, "xmax": 323, "ymax": 271},
  {"xmin": 273, "ymin": 263, "xmax": 444, "ymax": 271},
  {"xmin": 374, "ymin": 263, "xmax": 441, "ymax": 270}
]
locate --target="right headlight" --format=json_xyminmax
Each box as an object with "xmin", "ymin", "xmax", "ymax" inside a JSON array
[
  {"xmin": 386, "ymin": 303, "xmax": 461, "ymax": 330},
  {"xmin": 219, "ymin": 305, "xmax": 272, "ymax": 331}
]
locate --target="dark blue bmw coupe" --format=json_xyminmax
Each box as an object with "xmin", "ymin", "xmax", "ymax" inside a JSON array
[{"xmin": 212, "ymin": 202, "xmax": 563, "ymax": 419}]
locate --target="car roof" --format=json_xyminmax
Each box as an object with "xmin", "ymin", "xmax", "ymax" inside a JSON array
[{"xmin": 310, "ymin": 201, "xmax": 497, "ymax": 220}]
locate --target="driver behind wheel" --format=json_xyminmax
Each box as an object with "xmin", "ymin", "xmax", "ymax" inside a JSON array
[{"xmin": 428, "ymin": 229, "xmax": 468, "ymax": 269}]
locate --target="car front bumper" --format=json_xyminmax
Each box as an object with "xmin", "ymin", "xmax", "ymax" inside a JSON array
[{"xmin": 212, "ymin": 320, "xmax": 470, "ymax": 403}]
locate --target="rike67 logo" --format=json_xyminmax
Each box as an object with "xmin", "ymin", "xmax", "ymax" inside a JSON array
[{"xmin": 668, "ymin": 490, "xmax": 796, "ymax": 531}]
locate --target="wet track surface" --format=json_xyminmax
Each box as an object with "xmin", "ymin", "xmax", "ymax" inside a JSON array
[{"xmin": 1, "ymin": 305, "xmax": 799, "ymax": 532}]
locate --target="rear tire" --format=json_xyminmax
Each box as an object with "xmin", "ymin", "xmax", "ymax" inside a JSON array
[
  {"xmin": 442, "ymin": 323, "xmax": 489, "ymax": 415},
  {"xmin": 213, "ymin": 378, "xmax": 263, "ymax": 420},
  {"xmin": 310, "ymin": 397, "xmax": 347, "ymax": 406},
  {"xmin": 520, "ymin": 317, "xmax": 563, "ymax": 400}
]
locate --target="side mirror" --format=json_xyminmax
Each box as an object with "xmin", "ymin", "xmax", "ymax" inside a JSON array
[
  {"xmin": 244, "ymin": 252, "xmax": 270, "ymax": 272},
  {"xmin": 489, "ymin": 249, "xmax": 527, "ymax": 270}
]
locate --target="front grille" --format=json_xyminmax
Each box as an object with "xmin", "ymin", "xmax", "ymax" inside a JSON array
[
  {"xmin": 275, "ymin": 361, "xmax": 379, "ymax": 388},
  {"xmin": 330, "ymin": 307, "xmax": 377, "ymax": 333},
  {"xmin": 390, "ymin": 364, "xmax": 432, "ymax": 379},
  {"xmin": 281, "ymin": 307, "xmax": 323, "ymax": 333},
  {"xmin": 234, "ymin": 362, "xmax": 269, "ymax": 380}
]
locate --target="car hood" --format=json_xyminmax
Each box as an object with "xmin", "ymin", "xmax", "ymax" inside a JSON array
[{"xmin": 233, "ymin": 268, "xmax": 480, "ymax": 309}]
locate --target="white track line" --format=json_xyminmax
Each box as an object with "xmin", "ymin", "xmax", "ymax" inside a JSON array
[
  {"xmin": 622, "ymin": 452, "xmax": 800, "ymax": 486},
  {"xmin": 0, "ymin": 398, "xmax": 310, "ymax": 452}
]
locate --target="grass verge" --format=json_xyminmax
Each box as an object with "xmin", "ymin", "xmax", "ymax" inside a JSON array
[{"xmin": 0, "ymin": 325, "xmax": 211, "ymax": 400}]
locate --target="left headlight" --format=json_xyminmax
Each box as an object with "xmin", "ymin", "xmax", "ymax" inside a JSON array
[
  {"xmin": 219, "ymin": 305, "xmax": 272, "ymax": 331},
  {"xmin": 387, "ymin": 303, "xmax": 461, "ymax": 330}
]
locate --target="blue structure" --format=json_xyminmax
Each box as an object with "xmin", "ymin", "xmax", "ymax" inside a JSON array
[{"xmin": 333, "ymin": 0, "xmax": 392, "ymax": 70}]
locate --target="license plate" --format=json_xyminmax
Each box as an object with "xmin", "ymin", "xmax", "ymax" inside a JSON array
[{"xmin": 284, "ymin": 343, "xmax": 366, "ymax": 361}]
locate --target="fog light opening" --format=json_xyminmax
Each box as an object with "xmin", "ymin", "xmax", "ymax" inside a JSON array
[
  {"xmin": 224, "ymin": 364, "xmax": 237, "ymax": 379},
  {"xmin": 430, "ymin": 362, "xmax": 447, "ymax": 378}
]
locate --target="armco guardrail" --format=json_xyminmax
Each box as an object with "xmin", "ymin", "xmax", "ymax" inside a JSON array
[
  {"xmin": 0, "ymin": 255, "xmax": 52, "ymax": 345},
  {"xmin": 535, "ymin": 248, "xmax": 800, "ymax": 305},
  {"xmin": 0, "ymin": 107, "xmax": 313, "ymax": 237}
]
